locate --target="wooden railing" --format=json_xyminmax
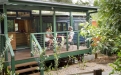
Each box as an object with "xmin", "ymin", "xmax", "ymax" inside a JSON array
[
  {"xmin": 30, "ymin": 33, "xmax": 43, "ymax": 57},
  {"xmin": 30, "ymin": 30, "xmax": 90, "ymax": 52},
  {"xmin": 5, "ymin": 34, "xmax": 15, "ymax": 75}
]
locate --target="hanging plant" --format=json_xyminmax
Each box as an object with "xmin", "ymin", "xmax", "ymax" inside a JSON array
[{"xmin": 0, "ymin": 13, "xmax": 6, "ymax": 22}]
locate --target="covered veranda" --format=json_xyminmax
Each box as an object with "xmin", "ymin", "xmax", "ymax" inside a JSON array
[{"xmin": 0, "ymin": 0, "xmax": 98, "ymax": 75}]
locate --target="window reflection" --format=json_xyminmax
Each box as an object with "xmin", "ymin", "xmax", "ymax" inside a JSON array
[
  {"xmin": 18, "ymin": 12, "xmax": 30, "ymax": 17},
  {"xmin": 7, "ymin": 20, "xmax": 14, "ymax": 32}
]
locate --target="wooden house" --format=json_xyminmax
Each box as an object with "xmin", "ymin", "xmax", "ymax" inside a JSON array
[{"xmin": 0, "ymin": 0, "xmax": 97, "ymax": 75}]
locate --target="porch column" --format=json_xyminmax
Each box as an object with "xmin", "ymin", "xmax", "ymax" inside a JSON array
[
  {"xmin": 0, "ymin": 22, "xmax": 1, "ymax": 34},
  {"xmin": 70, "ymin": 11, "xmax": 73, "ymax": 26},
  {"xmin": 3, "ymin": 4, "xmax": 9, "ymax": 74},
  {"xmin": 3, "ymin": 4, "xmax": 8, "ymax": 61},
  {"xmin": 53, "ymin": 10, "xmax": 56, "ymax": 52},
  {"xmin": 39, "ymin": 10, "xmax": 42, "ymax": 32},
  {"xmin": 3, "ymin": 4, "xmax": 7, "ymax": 34},
  {"xmin": 86, "ymin": 11, "xmax": 90, "ymax": 22}
]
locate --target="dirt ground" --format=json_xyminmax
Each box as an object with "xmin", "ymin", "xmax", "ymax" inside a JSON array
[{"xmin": 44, "ymin": 53, "xmax": 117, "ymax": 75}]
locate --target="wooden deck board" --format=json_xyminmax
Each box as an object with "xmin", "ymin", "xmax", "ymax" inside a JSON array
[{"xmin": 8, "ymin": 45, "xmax": 88, "ymax": 61}]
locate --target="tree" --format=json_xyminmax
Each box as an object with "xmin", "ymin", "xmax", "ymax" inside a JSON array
[
  {"xmin": 81, "ymin": 0, "xmax": 121, "ymax": 74},
  {"xmin": 75, "ymin": 0, "xmax": 89, "ymax": 6},
  {"xmin": 93, "ymin": 0, "xmax": 99, "ymax": 6}
]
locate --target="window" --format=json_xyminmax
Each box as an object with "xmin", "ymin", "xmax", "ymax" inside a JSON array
[
  {"xmin": 7, "ymin": 20, "xmax": 14, "ymax": 32},
  {"xmin": 18, "ymin": 12, "xmax": 30, "ymax": 17},
  {"xmin": 15, "ymin": 23, "xmax": 18, "ymax": 32}
]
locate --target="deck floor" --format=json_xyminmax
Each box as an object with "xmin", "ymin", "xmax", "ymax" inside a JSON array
[{"xmin": 8, "ymin": 45, "xmax": 88, "ymax": 61}]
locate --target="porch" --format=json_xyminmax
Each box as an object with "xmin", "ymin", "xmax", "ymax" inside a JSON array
[
  {"xmin": 8, "ymin": 45, "xmax": 88, "ymax": 61},
  {"xmin": 0, "ymin": 0, "xmax": 98, "ymax": 74}
]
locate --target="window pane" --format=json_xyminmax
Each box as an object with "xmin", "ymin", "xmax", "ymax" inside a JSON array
[
  {"xmin": 7, "ymin": 20, "xmax": 14, "ymax": 32},
  {"xmin": 18, "ymin": 12, "xmax": 30, "ymax": 17},
  {"xmin": 63, "ymin": 23, "xmax": 67, "ymax": 31}
]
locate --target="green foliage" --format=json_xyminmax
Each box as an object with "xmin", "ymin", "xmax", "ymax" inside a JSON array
[
  {"xmin": 7, "ymin": 20, "xmax": 14, "ymax": 32},
  {"xmin": 31, "ymin": 36, "xmax": 65, "ymax": 74},
  {"xmin": 109, "ymin": 51, "xmax": 121, "ymax": 75},
  {"xmin": 0, "ymin": 13, "xmax": 5, "ymax": 22},
  {"xmin": 0, "ymin": 55, "xmax": 4, "ymax": 72},
  {"xmin": 80, "ymin": 0, "xmax": 121, "ymax": 74},
  {"xmin": 79, "ymin": 57, "xmax": 87, "ymax": 70},
  {"xmin": 93, "ymin": 0, "xmax": 99, "ymax": 6},
  {"xmin": 0, "ymin": 35, "xmax": 17, "ymax": 74},
  {"xmin": 80, "ymin": 0, "xmax": 121, "ymax": 55}
]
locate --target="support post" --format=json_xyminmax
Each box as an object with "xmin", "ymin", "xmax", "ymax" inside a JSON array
[
  {"xmin": 77, "ymin": 31, "xmax": 79, "ymax": 50},
  {"xmin": 40, "ymin": 61, "xmax": 44, "ymax": 75},
  {"xmin": 53, "ymin": 10, "xmax": 56, "ymax": 52},
  {"xmin": 3, "ymin": 4, "xmax": 8, "ymax": 34},
  {"xmin": 70, "ymin": 12, "xmax": 73, "ymax": 26},
  {"xmin": 30, "ymin": 34, "xmax": 33, "ymax": 57},
  {"xmin": 39, "ymin": 10, "xmax": 42, "ymax": 32},
  {"xmin": 86, "ymin": 11, "xmax": 90, "ymax": 22},
  {"xmin": 66, "ymin": 32, "xmax": 69, "ymax": 51},
  {"xmin": 3, "ymin": 5, "xmax": 8, "ymax": 72}
]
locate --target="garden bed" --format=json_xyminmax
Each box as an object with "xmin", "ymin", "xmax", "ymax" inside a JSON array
[{"xmin": 44, "ymin": 54, "xmax": 117, "ymax": 75}]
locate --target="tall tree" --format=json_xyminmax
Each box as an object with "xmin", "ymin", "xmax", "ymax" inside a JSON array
[
  {"xmin": 81, "ymin": 0, "xmax": 121, "ymax": 74},
  {"xmin": 93, "ymin": 0, "xmax": 99, "ymax": 6}
]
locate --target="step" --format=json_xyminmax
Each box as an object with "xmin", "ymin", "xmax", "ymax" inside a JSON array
[
  {"xmin": 15, "ymin": 66, "xmax": 39, "ymax": 74},
  {"xmin": 29, "ymin": 72, "xmax": 40, "ymax": 75},
  {"xmin": 15, "ymin": 61, "xmax": 38, "ymax": 68},
  {"xmin": 8, "ymin": 61, "xmax": 38, "ymax": 69}
]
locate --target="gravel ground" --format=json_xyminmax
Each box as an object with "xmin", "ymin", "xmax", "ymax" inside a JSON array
[{"xmin": 44, "ymin": 54, "xmax": 117, "ymax": 75}]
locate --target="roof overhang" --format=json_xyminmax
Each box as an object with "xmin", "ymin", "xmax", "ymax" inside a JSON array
[{"xmin": 3, "ymin": 0, "xmax": 98, "ymax": 12}]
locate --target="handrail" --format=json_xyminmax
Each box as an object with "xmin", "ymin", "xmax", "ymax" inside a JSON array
[
  {"xmin": 31, "ymin": 30, "xmax": 91, "ymax": 52},
  {"xmin": 31, "ymin": 33, "xmax": 42, "ymax": 56},
  {"xmin": 33, "ymin": 30, "xmax": 80, "ymax": 34},
  {"xmin": 5, "ymin": 34, "xmax": 15, "ymax": 75}
]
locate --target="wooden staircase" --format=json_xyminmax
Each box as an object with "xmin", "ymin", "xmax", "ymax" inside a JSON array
[{"xmin": 8, "ymin": 61, "xmax": 40, "ymax": 75}]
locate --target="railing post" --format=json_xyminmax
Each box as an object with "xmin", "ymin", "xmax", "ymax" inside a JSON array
[
  {"xmin": 30, "ymin": 34, "xmax": 33, "ymax": 57},
  {"xmin": 77, "ymin": 31, "xmax": 79, "ymax": 50},
  {"xmin": 39, "ymin": 10, "xmax": 42, "ymax": 32},
  {"xmin": 86, "ymin": 36, "xmax": 92, "ymax": 54},
  {"xmin": 11, "ymin": 56, "xmax": 15, "ymax": 75},
  {"xmin": 70, "ymin": 12, "xmax": 73, "ymax": 26},
  {"xmin": 53, "ymin": 10, "xmax": 56, "ymax": 52},
  {"xmin": 66, "ymin": 32, "xmax": 69, "ymax": 51},
  {"xmin": 40, "ymin": 59, "xmax": 44, "ymax": 75},
  {"xmin": 43, "ymin": 34, "xmax": 45, "ymax": 49}
]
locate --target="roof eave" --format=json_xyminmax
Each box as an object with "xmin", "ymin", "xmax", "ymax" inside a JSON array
[{"xmin": 8, "ymin": 0, "xmax": 98, "ymax": 11}]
